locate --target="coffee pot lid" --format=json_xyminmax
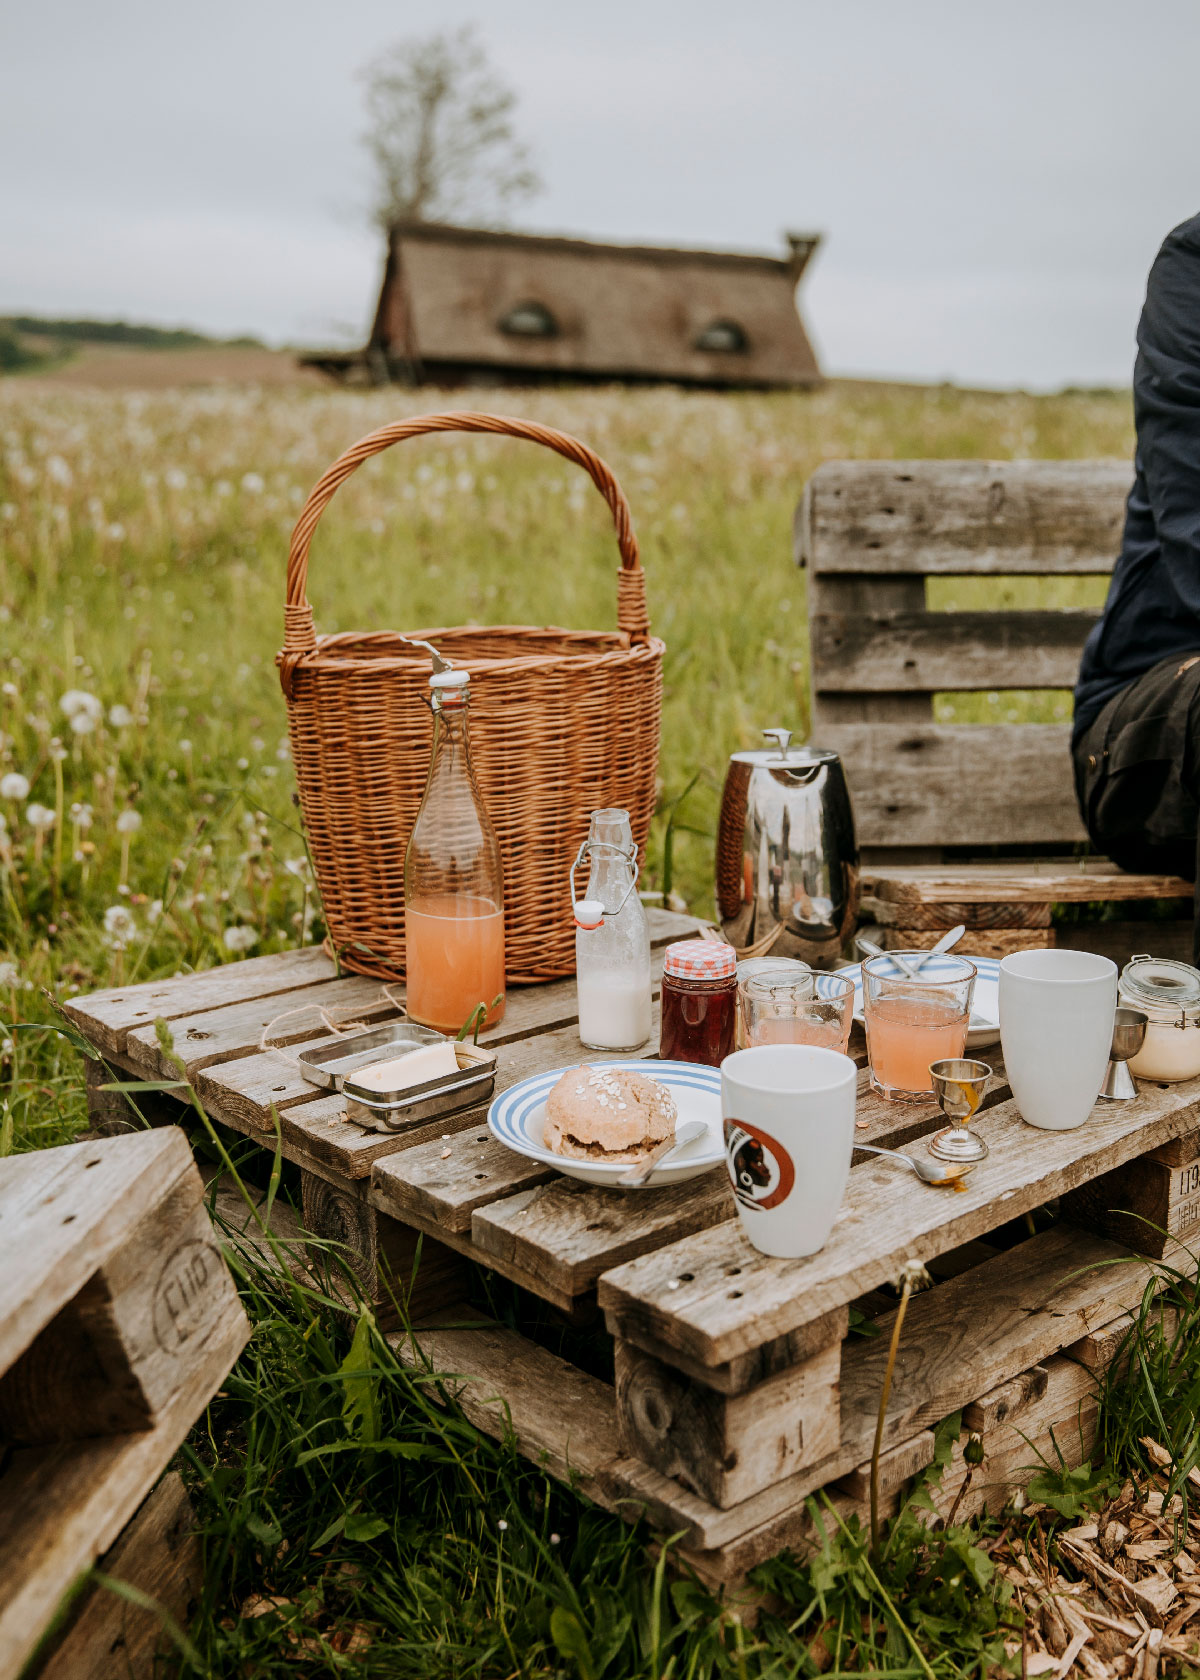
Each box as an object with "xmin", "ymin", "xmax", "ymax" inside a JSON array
[
  {"xmin": 729, "ymin": 727, "xmax": 838, "ymax": 767},
  {"xmin": 1120, "ymin": 954, "xmax": 1200, "ymax": 1009}
]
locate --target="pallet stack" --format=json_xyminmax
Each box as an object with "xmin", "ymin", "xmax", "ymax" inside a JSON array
[
  {"xmin": 0, "ymin": 1128, "xmax": 250, "ymax": 1679},
  {"xmin": 61, "ymin": 938, "xmax": 1200, "ymax": 1600}
]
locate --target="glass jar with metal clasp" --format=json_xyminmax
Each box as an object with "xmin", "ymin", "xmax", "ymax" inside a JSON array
[{"xmin": 1119, "ymin": 954, "xmax": 1200, "ymax": 1083}]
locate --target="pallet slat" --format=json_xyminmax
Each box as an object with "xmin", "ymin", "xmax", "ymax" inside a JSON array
[
  {"xmin": 863, "ymin": 863, "xmax": 1192, "ymax": 905},
  {"xmin": 598, "ymin": 1080, "xmax": 1200, "ymax": 1367},
  {"xmin": 818, "ymin": 724, "xmax": 1086, "ymax": 849},
  {"xmin": 811, "ymin": 608, "xmax": 1100, "ymax": 694},
  {"xmin": 60, "ymin": 946, "xmax": 337, "ymax": 1058},
  {"xmin": 801, "ymin": 458, "xmax": 1129, "ymax": 576}
]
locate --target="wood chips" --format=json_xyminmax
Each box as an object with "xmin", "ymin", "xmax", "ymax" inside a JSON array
[{"xmin": 996, "ymin": 1442, "xmax": 1200, "ymax": 1677}]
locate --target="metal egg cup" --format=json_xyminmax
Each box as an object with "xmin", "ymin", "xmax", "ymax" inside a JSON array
[
  {"xmin": 927, "ymin": 1057, "xmax": 992, "ymax": 1164},
  {"xmin": 1099, "ymin": 1006, "xmax": 1148, "ymax": 1102}
]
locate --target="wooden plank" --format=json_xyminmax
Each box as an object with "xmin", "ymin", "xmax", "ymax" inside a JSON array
[
  {"xmin": 801, "ymin": 458, "xmax": 1129, "ymax": 576},
  {"xmin": 614, "ymin": 1337, "xmax": 842, "ymax": 1509},
  {"xmin": 0, "ymin": 1272, "xmax": 248, "ymax": 1679},
  {"xmin": 811, "ymin": 608, "xmax": 1099, "ymax": 694},
  {"xmin": 61, "ymin": 946, "xmax": 337, "ymax": 1058},
  {"xmin": 613, "ymin": 1308, "xmax": 850, "ymax": 1397},
  {"xmin": 597, "ymin": 1075, "xmax": 1200, "ymax": 1367},
  {"xmin": 862, "ymin": 895, "xmax": 1054, "ymax": 930},
  {"xmin": 471, "ymin": 1173, "xmax": 735, "ymax": 1300},
  {"xmin": 655, "ymin": 1226, "xmax": 1172, "ymax": 1551},
  {"xmin": 962, "ymin": 1364, "xmax": 1049, "ymax": 1433},
  {"xmin": 1063, "ymin": 1152, "xmax": 1200, "ymax": 1257},
  {"xmin": 120, "ymin": 976, "xmax": 405, "ymax": 1081},
  {"xmin": 388, "ymin": 1309, "xmax": 622, "ymax": 1492},
  {"xmin": 820, "ymin": 723, "xmax": 1085, "ymax": 847},
  {"xmin": 863, "ymin": 862, "xmax": 1193, "ymax": 905},
  {"xmin": 835, "ymin": 1430, "xmax": 937, "ymax": 1503},
  {"xmin": 0, "ymin": 1129, "xmax": 198, "ymax": 1373},
  {"xmin": 25, "ymin": 1473, "xmax": 201, "ymax": 1680},
  {"xmin": 929, "ymin": 1354, "xmax": 1099, "ymax": 1526}
]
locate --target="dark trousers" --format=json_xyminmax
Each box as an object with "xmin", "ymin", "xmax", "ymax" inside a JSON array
[{"xmin": 1073, "ymin": 652, "xmax": 1200, "ymax": 962}]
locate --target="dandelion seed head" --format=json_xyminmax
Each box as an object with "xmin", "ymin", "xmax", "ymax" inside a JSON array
[
  {"xmin": 1, "ymin": 773, "xmax": 30, "ymax": 800},
  {"xmin": 223, "ymin": 924, "xmax": 258, "ymax": 953},
  {"xmin": 116, "ymin": 809, "xmax": 142, "ymax": 834}
]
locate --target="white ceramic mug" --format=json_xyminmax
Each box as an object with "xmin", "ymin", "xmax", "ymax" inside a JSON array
[
  {"xmin": 721, "ymin": 1044, "xmax": 857, "ymax": 1258},
  {"xmin": 998, "ymin": 949, "xmax": 1117, "ymax": 1131}
]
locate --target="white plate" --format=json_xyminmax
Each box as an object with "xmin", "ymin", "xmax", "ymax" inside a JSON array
[
  {"xmin": 488, "ymin": 1059, "xmax": 724, "ymax": 1188},
  {"xmin": 833, "ymin": 956, "xmax": 1002, "ymax": 1050}
]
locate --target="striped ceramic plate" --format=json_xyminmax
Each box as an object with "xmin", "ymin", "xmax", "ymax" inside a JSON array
[{"xmin": 488, "ymin": 1059, "xmax": 724, "ymax": 1189}]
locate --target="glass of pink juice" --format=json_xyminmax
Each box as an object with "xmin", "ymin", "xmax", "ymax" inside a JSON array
[
  {"xmin": 744, "ymin": 974, "xmax": 855, "ymax": 1055},
  {"xmin": 861, "ymin": 953, "xmax": 976, "ymax": 1102},
  {"xmin": 405, "ymin": 893, "xmax": 506, "ymax": 1034}
]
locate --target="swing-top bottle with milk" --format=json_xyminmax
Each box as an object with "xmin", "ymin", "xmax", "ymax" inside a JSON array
[
  {"xmin": 572, "ymin": 809, "xmax": 651, "ymax": 1050},
  {"xmin": 404, "ymin": 666, "xmax": 505, "ymax": 1033}
]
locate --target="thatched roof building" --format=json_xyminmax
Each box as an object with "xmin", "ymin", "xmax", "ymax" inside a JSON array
[{"xmin": 304, "ymin": 223, "xmax": 822, "ymax": 389}]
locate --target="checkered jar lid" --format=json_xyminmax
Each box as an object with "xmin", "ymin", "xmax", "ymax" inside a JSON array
[{"xmin": 663, "ymin": 939, "xmax": 736, "ymax": 981}]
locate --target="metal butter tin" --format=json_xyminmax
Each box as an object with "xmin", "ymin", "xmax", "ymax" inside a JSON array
[{"xmin": 297, "ymin": 1023, "xmax": 497, "ymax": 1133}]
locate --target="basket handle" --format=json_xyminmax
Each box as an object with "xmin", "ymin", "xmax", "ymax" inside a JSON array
[{"xmin": 283, "ymin": 411, "xmax": 649, "ymax": 656}]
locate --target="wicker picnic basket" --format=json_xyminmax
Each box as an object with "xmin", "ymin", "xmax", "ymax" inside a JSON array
[{"xmin": 278, "ymin": 412, "xmax": 664, "ymax": 984}]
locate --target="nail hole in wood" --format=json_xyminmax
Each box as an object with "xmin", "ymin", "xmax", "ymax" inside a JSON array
[
  {"xmin": 677, "ymin": 1272, "xmax": 694, "ymax": 1283},
  {"xmin": 62, "ymin": 1214, "xmax": 76, "ymax": 1225},
  {"xmin": 728, "ymin": 1289, "xmax": 743, "ymax": 1299}
]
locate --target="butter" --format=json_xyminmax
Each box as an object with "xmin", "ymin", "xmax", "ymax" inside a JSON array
[{"xmin": 350, "ymin": 1042, "xmax": 460, "ymax": 1094}]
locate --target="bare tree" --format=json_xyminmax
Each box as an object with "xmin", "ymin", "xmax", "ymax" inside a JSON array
[{"xmin": 361, "ymin": 26, "xmax": 541, "ymax": 230}]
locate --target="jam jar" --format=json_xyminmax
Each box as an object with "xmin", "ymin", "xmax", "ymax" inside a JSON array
[
  {"xmin": 659, "ymin": 940, "xmax": 737, "ymax": 1066},
  {"xmin": 1119, "ymin": 954, "xmax": 1200, "ymax": 1083}
]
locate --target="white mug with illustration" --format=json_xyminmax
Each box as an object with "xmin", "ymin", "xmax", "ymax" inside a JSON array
[{"xmin": 721, "ymin": 1044, "xmax": 857, "ymax": 1259}]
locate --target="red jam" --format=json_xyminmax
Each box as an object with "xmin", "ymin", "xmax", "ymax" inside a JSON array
[{"xmin": 659, "ymin": 970, "xmax": 737, "ymax": 1065}]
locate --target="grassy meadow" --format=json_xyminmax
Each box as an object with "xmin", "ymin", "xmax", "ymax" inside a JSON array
[{"xmin": 7, "ymin": 372, "xmax": 1184, "ymax": 1678}]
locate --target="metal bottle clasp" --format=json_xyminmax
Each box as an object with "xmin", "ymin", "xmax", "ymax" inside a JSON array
[{"xmin": 570, "ymin": 840, "xmax": 640, "ymax": 918}]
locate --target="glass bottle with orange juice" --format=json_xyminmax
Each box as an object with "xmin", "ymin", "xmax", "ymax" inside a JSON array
[{"xmin": 404, "ymin": 667, "xmax": 505, "ymax": 1033}]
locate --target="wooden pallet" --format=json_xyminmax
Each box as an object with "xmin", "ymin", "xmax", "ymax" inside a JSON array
[
  {"xmin": 0, "ymin": 1129, "xmax": 250, "ymax": 1679},
  {"xmin": 860, "ymin": 861, "xmax": 1192, "ymax": 962},
  {"xmin": 63, "ymin": 934, "xmax": 1200, "ymax": 1593}
]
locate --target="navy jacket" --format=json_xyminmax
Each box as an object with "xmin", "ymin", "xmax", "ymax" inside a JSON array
[{"xmin": 1074, "ymin": 212, "xmax": 1200, "ymax": 744}]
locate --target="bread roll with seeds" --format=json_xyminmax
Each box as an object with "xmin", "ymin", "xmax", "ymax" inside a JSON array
[{"xmin": 543, "ymin": 1064, "xmax": 676, "ymax": 1163}]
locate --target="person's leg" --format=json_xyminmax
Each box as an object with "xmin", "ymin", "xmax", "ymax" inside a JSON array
[{"xmin": 1075, "ymin": 654, "xmax": 1200, "ymax": 911}]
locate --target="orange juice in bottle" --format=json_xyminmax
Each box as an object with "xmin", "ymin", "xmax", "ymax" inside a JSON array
[{"xmin": 404, "ymin": 665, "xmax": 505, "ymax": 1033}]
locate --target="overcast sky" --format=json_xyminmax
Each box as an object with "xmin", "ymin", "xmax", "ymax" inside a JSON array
[{"xmin": 3, "ymin": 0, "xmax": 1197, "ymax": 388}]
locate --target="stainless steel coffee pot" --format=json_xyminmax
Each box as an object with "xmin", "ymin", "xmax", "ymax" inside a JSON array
[{"xmin": 715, "ymin": 729, "xmax": 859, "ymax": 965}]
